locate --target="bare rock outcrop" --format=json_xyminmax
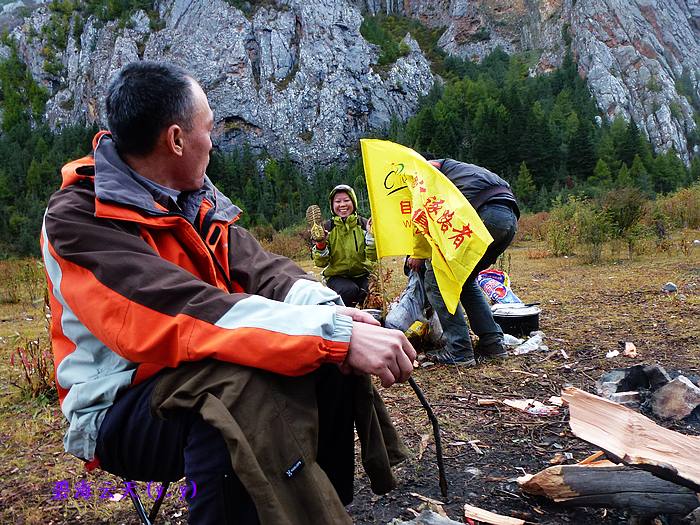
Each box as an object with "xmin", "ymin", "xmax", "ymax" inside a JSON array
[
  {"xmin": 4, "ymin": 0, "xmax": 699, "ymax": 165},
  {"xmin": 364, "ymin": 0, "xmax": 700, "ymax": 163},
  {"xmin": 11, "ymin": 0, "xmax": 434, "ymax": 168}
]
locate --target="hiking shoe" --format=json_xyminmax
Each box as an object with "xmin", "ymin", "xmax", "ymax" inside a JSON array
[
  {"xmin": 478, "ymin": 342, "xmax": 508, "ymax": 360},
  {"xmin": 430, "ymin": 348, "xmax": 476, "ymax": 367},
  {"xmin": 306, "ymin": 204, "xmax": 326, "ymax": 242}
]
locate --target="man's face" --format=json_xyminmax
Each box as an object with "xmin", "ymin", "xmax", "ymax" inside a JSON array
[
  {"xmin": 332, "ymin": 191, "xmax": 354, "ymax": 218},
  {"xmin": 176, "ymin": 80, "xmax": 214, "ymax": 190}
]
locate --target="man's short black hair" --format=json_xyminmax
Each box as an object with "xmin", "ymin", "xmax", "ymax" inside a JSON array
[{"xmin": 106, "ymin": 61, "xmax": 196, "ymax": 156}]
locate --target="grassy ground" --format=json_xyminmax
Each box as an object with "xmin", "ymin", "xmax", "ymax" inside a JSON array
[{"xmin": 0, "ymin": 234, "xmax": 698, "ymax": 524}]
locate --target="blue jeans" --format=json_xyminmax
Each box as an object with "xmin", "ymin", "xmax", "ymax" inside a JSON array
[{"xmin": 424, "ymin": 203, "xmax": 518, "ymax": 356}]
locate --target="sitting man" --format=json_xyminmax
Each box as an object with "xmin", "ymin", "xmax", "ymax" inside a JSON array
[
  {"xmin": 41, "ymin": 61, "xmax": 416, "ymax": 524},
  {"xmin": 407, "ymin": 157, "xmax": 519, "ymax": 366}
]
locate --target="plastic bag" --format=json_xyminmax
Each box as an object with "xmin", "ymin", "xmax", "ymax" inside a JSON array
[
  {"xmin": 385, "ymin": 271, "xmax": 426, "ymax": 332},
  {"xmin": 423, "ymin": 310, "xmax": 444, "ymax": 346},
  {"xmin": 477, "ymin": 269, "xmax": 522, "ymax": 304}
]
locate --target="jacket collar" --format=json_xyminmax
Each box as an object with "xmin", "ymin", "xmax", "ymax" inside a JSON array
[{"xmin": 93, "ymin": 133, "xmax": 240, "ymax": 223}]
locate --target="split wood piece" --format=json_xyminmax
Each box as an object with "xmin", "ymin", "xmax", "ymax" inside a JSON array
[
  {"xmin": 463, "ymin": 504, "xmax": 525, "ymax": 525},
  {"xmin": 519, "ymin": 462, "xmax": 700, "ymax": 516},
  {"xmin": 562, "ymin": 387, "xmax": 700, "ymax": 492},
  {"xmin": 577, "ymin": 450, "xmax": 605, "ymax": 465}
]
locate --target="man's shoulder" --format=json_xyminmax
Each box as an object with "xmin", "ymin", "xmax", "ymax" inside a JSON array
[{"xmin": 47, "ymin": 179, "xmax": 96, "ymax": 217}]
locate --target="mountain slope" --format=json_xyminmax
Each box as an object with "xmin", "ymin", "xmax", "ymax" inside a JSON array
[{"xmin": 2, "ymin": 0, "xmax": 699, "ymax": 165}]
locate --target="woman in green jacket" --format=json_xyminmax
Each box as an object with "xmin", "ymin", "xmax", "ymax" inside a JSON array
[{"xmin": 311, "ymin": 184, "xmax": 377, "ymax": 307}]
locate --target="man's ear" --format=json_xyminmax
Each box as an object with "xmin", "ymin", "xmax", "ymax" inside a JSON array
[{"xmin": 166, "ymin": 124, "xmax": 184, "ymax": 156}]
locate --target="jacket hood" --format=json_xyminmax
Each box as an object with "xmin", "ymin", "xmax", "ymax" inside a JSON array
[
  {"xmin": 328, "ymin": 184, "xmax": 358, "ymax": 217},
  {"xmin": 84, "ymin": 132, "xmax": 240, "ymax": 223}
]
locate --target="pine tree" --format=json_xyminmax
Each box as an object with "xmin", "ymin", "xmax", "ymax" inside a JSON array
[
  {"xmin": 690, "ymin": 156, "xmax": 700, "ymax": 183},
  {"xmin": 513, "ymin": 162, "xmax": 536, "ymax": 210},
  {"xmin": 589, "ymin": 158, "xmax": 613, "ymax": 191},
  {"xmin": 617, "ymin": 164, "xmax": 633, "ymax": 188}
]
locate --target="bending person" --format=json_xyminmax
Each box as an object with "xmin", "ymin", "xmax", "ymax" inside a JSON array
[
  {"xmin": 407, "ymin": 157, "xmax": 519, "ymax": 366},
  {"xmin": 311, "ymin": 184, "xmax": 377, "ymax": 307}
]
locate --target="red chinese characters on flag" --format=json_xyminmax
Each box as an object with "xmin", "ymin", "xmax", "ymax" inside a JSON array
[
  {"xmin": 448, "ymin": 223, "xmax": 474, "ymax": 248},
  {"xmin": 436, "ymin": 209, "xmax": 455, "ymax": 232},
  {"xmin": 412, "ymin": 208, "xmax": 430, "ymax": 235},
  {"xmin": 399, "ymin": 200, "xmax": 412, "ymax": 215},
  {"xmin": 410, "ymin": 176, "xmax": 427, "ymax": 193},
  {"xmin": 424, "ymin": 196, "xmax": 445, "ymax": 216}
]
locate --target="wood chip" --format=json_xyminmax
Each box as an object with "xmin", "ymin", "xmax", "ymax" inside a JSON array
[
  {"xmin": 469, "ymin": 440, "xmax": 484, "ymax": 455},
  {"xmin": 463, "ymin": 503, "xmax": 526, "ymax": 525},
  {"xmin": 509, "ymin": 369, "xmax": 539, "ymax": 377},
  {"xmin": 563, "ymin": 387, "xmax": 700, "ymax": 490},
  {"xmin": 410, "ymin": 492, "xmax": 445, "ymax": 506},
  {"xmin": 623, "ymin": 342, "xmax": 638, "ymax": 358},
  {"xmin": 417, "ymin": 433, "xmax": 431, "ymax": 461},
  {"xmin": 477, "ymin": 398, "xmax": 498, "ymax": 406}
]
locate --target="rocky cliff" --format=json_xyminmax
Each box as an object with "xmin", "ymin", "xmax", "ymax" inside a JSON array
[
  {"xmin": 2, "ymin": 0, "xmax": 699, "ymax": 165},
  {"xmin": 364, "ymin": 0, "xmax": 700, "ymax": 163},
  {"xmin": 7, "ymin": 0, "xmax": 434, "ymax": 168}
]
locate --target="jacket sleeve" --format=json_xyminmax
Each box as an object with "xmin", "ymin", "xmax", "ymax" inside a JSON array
[
  {"xmin": 228, "ymin": 226, "xmax": 340, "ymax": 306},
  {"xmin": 411, "ymin": 231, "xmax": 432, "ymax": 259},
  {"xmin": 42, "ymin": 187, "xmax": 350, "ymax": 378},
  {"xmin": 364, "ymin": 230, "xmax": 377, "ymax": 262},
  {"xmin": 311, "ymin": 243, "xmax": 330, "ymax": 268}
]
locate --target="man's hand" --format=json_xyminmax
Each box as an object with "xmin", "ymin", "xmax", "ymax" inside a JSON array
[
  {"xmin": 336, "ymin": 306, "xmax": 416, "ymax": 387},
  {"xmin": 406, "ymin": 257, "xmax": 425, "ymax": 272},
  {"xmin": 336, "ymin": 306, "xmax": 380, "ymax": 325}
]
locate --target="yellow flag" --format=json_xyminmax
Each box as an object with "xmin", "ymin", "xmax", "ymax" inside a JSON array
[{"xmin": 361, "ymin": 139, "xmax": 493, "ymax": 313}]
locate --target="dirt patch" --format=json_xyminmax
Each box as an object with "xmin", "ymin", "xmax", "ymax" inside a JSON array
[
  {"xmin": 347, "ymin": 245, "xmax": 700, "ymax": 524},
  {"xmin": 1, "ymin": 241, "xmax": 698, "ymax": 524}
]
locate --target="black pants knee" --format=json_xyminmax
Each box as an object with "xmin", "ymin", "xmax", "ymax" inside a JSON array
[
  {"xmin": 327, "ymin": 274, "xmax": 369, "ymax": 307},
  {"xmin": 95, "ymin": 376, "xmax": 258, "ymax": 524}
]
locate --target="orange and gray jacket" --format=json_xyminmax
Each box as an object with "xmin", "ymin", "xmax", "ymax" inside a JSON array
[{"xmin": 41, "ymin": 132, "xmax": 352, "ymax": 460}]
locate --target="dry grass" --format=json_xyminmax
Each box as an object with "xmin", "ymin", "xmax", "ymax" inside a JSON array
[{"xmin": 1, "ymin": 234, "xmax": 699, "ymax": 524}]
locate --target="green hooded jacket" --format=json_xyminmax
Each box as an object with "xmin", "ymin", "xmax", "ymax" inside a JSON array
[{"xmin": 312, "ymin": 185, "xmax": 377, "ymax": 279}]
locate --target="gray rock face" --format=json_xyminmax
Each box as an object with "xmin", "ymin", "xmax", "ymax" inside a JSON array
[
  {"xmin": 4, "ymin": 0, "xmax": 699, "ymax": 165},
  {"xmin": 571, "ymin": 0, "xmax": 699, "ymax": 163},
  {"xmin": 10, "ymin": 0, "xmax": 434, "ymax": 169},
  {"xmin": 364, "ymin": 0, "xmax": 699, "ymax": 163}
]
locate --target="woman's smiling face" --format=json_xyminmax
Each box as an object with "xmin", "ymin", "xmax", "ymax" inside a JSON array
[{"xmin": 332, "ymin": 191, "xmax": 354, "ymax": 218}]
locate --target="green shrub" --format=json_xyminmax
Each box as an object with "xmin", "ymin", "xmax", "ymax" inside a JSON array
[
  {"xmin": 575, "ymin": 204, "xmax": 611, "ymax": 263},
  {"xmin": 545, "ymin": 196, "xmax": 579, "ymax": 256},
  {"xmin": 360, "ymin": 14, "xmax": 444, "ymax": 71},
  {"xmin": 545, "ymin": 195, "xmax": 612, "ymax": 262},
  {"xmin": 602, "ymin": 187, "xmax": 646, "ymax": 257},
  {"xmin": 655, "ymin": 183, "xmax": 700, "ymax": 228}
]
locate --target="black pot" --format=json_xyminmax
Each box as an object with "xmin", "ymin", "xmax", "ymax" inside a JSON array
[{"xmin": 492, "ymin": 304, "xmax": 540, "ymax": 337}]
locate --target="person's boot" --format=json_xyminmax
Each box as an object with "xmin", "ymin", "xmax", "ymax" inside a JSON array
[
  {"xmin": 430, "ymin": 348, "xmax": 476, "ymax": 367},
  {"xmin": 306, "ymin": 205, "xmax": 326, "ymax": 243},
  {"xmin": 478, "ymin": 341, "xmax": 508, "ymax": 360}
]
